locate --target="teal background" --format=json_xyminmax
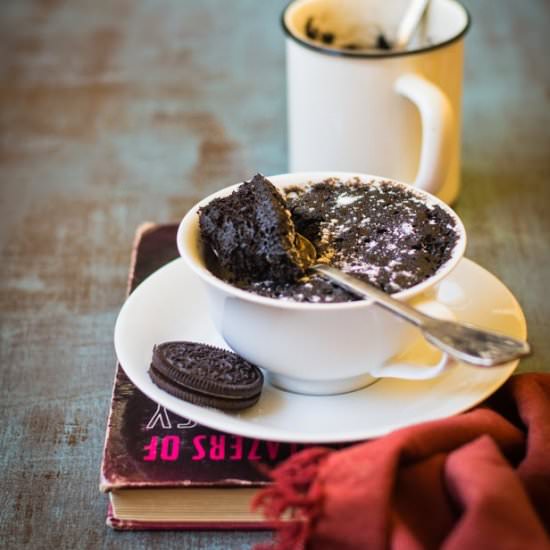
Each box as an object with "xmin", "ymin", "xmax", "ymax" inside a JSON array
[{"xmin": 1, "ymin": 0, "xmax": 549, "ymax": 547}]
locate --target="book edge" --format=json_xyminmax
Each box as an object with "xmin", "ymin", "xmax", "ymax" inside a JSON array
[
  {"xmin": 106, "ymin": 503, "xmax": 285, "ymax": 531},
  {"xmin": 99, "ymin": 222, "xmax": 161, "ymax": 493}
]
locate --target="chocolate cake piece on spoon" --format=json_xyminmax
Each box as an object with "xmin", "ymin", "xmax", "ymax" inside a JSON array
[{"xmin": 198, "ymin": 173, "xmax": 308, "ymax": 284}]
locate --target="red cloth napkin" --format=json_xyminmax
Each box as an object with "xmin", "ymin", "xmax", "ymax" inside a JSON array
[{"xmin": 253, "ymin": 373, "xmax": 550, "ymax": 550}]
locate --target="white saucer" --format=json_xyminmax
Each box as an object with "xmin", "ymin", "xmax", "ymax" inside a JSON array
[{"xmin": 114, "ymin": 258, "xmax": 526, "ymax": 443}]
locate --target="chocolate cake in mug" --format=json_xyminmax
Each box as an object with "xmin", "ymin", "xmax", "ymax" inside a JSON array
[{"xmin": 199, "ymin": 174, "xmax": 459, "ymax": 303}]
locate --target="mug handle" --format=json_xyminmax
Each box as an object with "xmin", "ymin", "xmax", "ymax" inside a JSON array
[
  {"xmin": 395, "ymin": 73, "xmax": 454, "ymax": 196},
  {"xmin": 369, "ymin": 299, "xmax": 457, "ymax": 380}
]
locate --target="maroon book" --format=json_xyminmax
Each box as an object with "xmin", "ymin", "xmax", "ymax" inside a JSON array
[{"xmin": 100, "ymin": 224, "xmax": 305, "ymax": 530}]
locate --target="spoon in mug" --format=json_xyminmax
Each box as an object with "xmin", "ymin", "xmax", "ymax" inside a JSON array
[
  {"xmin": 393, "ymin": 0, "xmax": 431, "ymax": 50},
  {"xmin": 372, "ymin": 0, "xmax": 431, "ymax": 51},
  {"xmin": 309, "ymin": 0, "xmax": 430, "ymax": 51},
  {"xmin": 295, "ymin": 234, "xmax": 531, "ymax": 367}
]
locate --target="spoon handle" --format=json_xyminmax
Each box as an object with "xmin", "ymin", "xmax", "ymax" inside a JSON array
[
  {"xmin": 314, "ymin": 264, "xmax": 530, "ymax": 367},
  {"xmin": 394, "ymin": 0, "xmax": 430, "ymax": 50},
  {"xmin": 313, "ymin": 264, "xmax": 429, "ymax": 326}
]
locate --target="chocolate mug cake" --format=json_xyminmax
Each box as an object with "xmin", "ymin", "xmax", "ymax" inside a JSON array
[
  {"xmin": 178, "ymin": 172, "xmax": 467, "ymax": 394},
  {"xmin": 199, "ymin": 174, "xmax": 459, "ymax": 304}
]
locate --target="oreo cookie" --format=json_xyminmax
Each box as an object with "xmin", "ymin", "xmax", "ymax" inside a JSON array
[{"xmin": 148, "ymin": 342, "xmax": 263, "ymax": 411}]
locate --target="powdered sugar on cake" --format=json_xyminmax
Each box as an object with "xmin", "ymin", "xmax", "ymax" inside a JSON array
[
  {"xmin": 312, "ymin": 185, "xmax": 443, "ymax": 292},
  {"xmin": 243, "ymin": 178, "xmax": 458, "ymax": 303}
]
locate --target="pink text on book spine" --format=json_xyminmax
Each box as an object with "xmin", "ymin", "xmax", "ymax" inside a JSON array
[{"xmin": 143, "ymin": 435, "xmax": 303, "ymax": 462}]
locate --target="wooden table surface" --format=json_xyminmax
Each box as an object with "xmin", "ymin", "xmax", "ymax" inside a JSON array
[{"xmin": 1, "ymin": 0, "xmax": 549, "ymax": 547}]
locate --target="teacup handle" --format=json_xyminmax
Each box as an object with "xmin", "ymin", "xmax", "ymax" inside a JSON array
[
  {"xmin": 370, "ymin": 300, "xmax": 457, "ymax": 380},
  {"xmin": 395, "ymin": 73, "xmax": 453, "ymax": 197}
]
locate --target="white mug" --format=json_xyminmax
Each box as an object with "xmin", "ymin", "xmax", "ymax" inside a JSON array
[
  {"xmin": 282, "ymin": 0, "xmax": 471, "ymax": 204},
  {"xmin": 177, "ymin": 173, "xmax": 467, "ymax": 395}
]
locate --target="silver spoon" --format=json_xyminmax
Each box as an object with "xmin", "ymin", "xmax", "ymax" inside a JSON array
[
  {"xmin": 374, "ymin": 0, "xmax": 430, "ymax": 51},
  {"xmin": 296, "ymin": 234, "xmax": 531, "ymax": 367},
  {"xmin": 394, "ymin": 0, "xmax": 431, "ymax": 50}
]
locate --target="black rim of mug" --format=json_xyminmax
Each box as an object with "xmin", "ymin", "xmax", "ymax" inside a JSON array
[{"xmin": 280, "ymin": 0, "xmax": 472, "ymax": 59}]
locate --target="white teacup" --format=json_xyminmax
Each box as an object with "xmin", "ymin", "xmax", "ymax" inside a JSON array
[
  {"xmin": 177, "ymin": 173, "xmax": 467, "ymax": 395},
  {"xmin": 283, "ymin": 0, "xmax": 471, "ymax": 204}
]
